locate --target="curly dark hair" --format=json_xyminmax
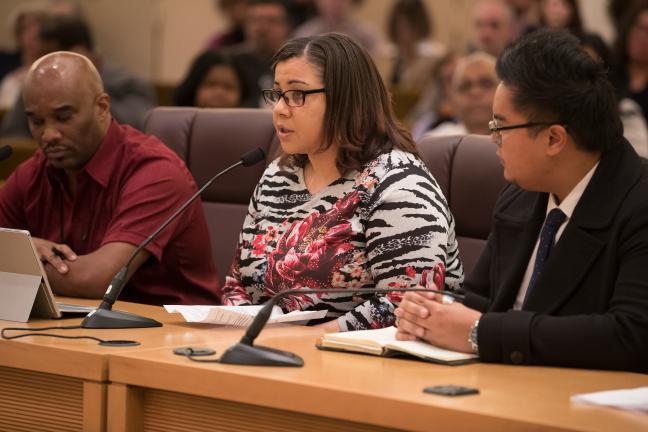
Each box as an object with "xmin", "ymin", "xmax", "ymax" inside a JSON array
[
  {"xmin": 174, "ymin": 51, "xmax": 246, "ymax": 107},
  {"xmin": 272, "ymin": 33, "xmax": 417, "ymax": 173}
]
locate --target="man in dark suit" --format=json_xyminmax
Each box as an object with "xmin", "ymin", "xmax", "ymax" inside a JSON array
[{"xmin": 394, "ymin": 29, "xmax": 648, "ymax": 373}]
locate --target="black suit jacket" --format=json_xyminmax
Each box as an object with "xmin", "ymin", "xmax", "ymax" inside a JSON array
[{"xmin": 463, "ymin": 139, "xmax": 648, "ymax": 372}]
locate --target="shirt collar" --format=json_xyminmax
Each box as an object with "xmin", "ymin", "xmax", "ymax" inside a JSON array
[
  {"xmin": 547, "ymin": 162, "xmax": 600, "ymax": 219},
  {"xmin": 77, "ymin": 120, "xmax": 123, "ymax": 188}
]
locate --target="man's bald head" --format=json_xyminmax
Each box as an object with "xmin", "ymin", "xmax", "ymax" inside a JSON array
[
  {"xmin": 23, "ymin": 51, "xmax": 111, "ymax": 174},
  {"xmin": 25, "ymin": 51, "xmax": 104, "ymax": 95}
]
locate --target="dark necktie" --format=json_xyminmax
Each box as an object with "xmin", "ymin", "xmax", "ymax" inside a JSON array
[{"xmin": 524, "ymin": 208, "xmax": 567, "ymax": 304}]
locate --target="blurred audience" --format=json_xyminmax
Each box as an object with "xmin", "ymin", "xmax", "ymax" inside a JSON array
[
  {"xmin": 608, "ymin": 0, "xmax": 644, "ymax": 38},
  {"xmin": 409, "ymin": 52, "xmax": 460, "ymax": 140},
  {"xmin": 0, "ymin": 5, "xmax": 48, "ymax": 109},
  {"xmin": 174, "ymin": 51, "xmax": 246, "ymax": 108},
  {"xmin": 1, "ymin": 16, "xmax": 155, "ymax": 136},
  {"xmin": 205, "ymin": 0, "xmax": 249, "ymax": 51},
  {"xmin": 385, "ymin": 0, "xmax": 444, "ymax": 90},
  {"xmin": 293, "ymin": 0, "xmax": 381, "ymax": 54},
  {"xmin": 613, "ymin": 2, "xmax": 648, "ymax": 126},
  {"xmin": 539, "ymin": 0, "xmax": 583, "ymax": 34},
  {"xmin": 471, "ymin": 0, "xmax": 515, "ymax": 58},
  {"xmin": 227, "ymin": 0, "xmax": 294, "ymax": 107},
  {"xmin": 505, "ymin": 0, "xmax": 540, "ymax": 37},
  {"xmin": 577, "ymin": 32, "xmax": 648, "ymax": 158},
  {"xmin": 424, "ymin": 52, "xmax": 497, "ymax": 137}
]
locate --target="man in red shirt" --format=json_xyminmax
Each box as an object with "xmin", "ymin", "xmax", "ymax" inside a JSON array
[{"xmin": 0, "ymin": 51, "xmax": 221, "ymax": 305}]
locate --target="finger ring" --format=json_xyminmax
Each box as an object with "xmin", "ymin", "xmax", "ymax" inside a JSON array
[
  {"xmin": 395, "ymin": 317, "xmax": 400, "ymax": 327},
  {"xmin": 441, "ymin": 295, "xmax": 455, "ymax": 305}
]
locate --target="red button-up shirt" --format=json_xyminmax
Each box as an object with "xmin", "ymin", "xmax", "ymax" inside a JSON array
[{"xmin": 0, "ymin": 121, "xmax": 220, "ymax": 305}]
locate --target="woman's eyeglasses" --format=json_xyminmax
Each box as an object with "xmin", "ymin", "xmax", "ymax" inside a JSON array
[{"xmin": 262, "ymin": 88, "xmax": 326, "ymax": 107}]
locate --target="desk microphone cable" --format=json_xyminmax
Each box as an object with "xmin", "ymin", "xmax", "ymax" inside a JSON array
[{"xmin": 1, "ymin": 325, "xmax": 140, "ymax": 346}]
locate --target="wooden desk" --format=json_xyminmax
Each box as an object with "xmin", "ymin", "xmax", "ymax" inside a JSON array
[
  {"xmin": 3, "ymin": 301, "xmax": 648, "ymax": 432},
  {"xmin": 108, "ymin": 327, "xmax": 648, "ymax": 432},
  {"xmin": 0, "ymin": 299, "xmax": 237, "ymax": 432}
]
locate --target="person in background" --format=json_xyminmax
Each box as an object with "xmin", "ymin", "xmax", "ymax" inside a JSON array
[
  {"xmin": 0, "ymin": 0, "xmax": 83, "ymax": 109},
  {"xmin": 471, "ymin": 0, "xmax": 516, "ymax": 58},
  {"xmin": 505, "ymin": 0, "xmax": 541, "ymax": 37},
  {"xmin": 613, "ymin": 2, "xmax": 648, "ymax": 126},
  {"xmin": 174, "ymin": 51, "xmax": 246, "ymax": 108},
  {"xmin": 608, "ymin": 0, "xmax": 643, "ymax": 39},
  {"xmin": 409, "ymin": 52, "xmax": 459, "ymax": 141},
  {"xmin": 577, "ymin": 31, "xmax": 648, "ymax": 158},
  {"xmin": 395, "ymin": 30, "xmax": 648, "ymax": 373},
  {"xmin": 0, "ymin": 5, "xmax": 48, "ymax": 109},
  {"xmin": 205, "ymin": 0, "xmax": 249, "ymax": 51},
  {"xmin": 0, "ymin": 52, "xmax": 220, "ymax": 305},
  {"xmin": 228, "ymin": 0, "xmax": 294, "ymax": 107},
  {"xmin": 385, "ymin": 0, "xmax": 444, "ymax": 90},
  {"xmin": 539, "ymin": 0, "xmax": 583, "ymax": 34},
  {"xmin": 425, "ymin": 52, "xmax": 497, "ymax": 137},
  {"xmin": 222, "ymin": 33, "xmax": 463, "ymax": 331},
  {"xmin": 293, "ymin": 0, "xmax": 381, "ymax": 55},
  {"xmin": 1, "ymin": 15, "xmax": 155, "ymax": 136}
]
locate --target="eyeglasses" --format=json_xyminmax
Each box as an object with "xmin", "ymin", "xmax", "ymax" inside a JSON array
[
  {"xmin": 262, "ymin": 88, "xmax": 326, "ymax": 107},
  {"xmin": 456, "ymin": 77, "xmax": 497, "ymax": 94},
  {"xmin": 488, "ymin": 119, "xmax": 563, "ymax": 145}
]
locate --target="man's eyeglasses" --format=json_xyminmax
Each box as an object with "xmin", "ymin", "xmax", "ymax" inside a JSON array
[
  {"xmin": 488, "ymin": 120, "xmax": 564, "ymax": 145},
  {"xmin": 262, "ymin": 88, "xmax": 326, "ymax": 107}
]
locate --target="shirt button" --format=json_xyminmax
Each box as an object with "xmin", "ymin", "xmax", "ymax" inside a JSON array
[{"xmin": 510, "ymin": 351, "xmax": 525, "ymax": 364}]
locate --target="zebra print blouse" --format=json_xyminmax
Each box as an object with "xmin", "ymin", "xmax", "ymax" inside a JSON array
[{"xmin": 222, "ymin": 149, "xmax": 464, "ymax": 330}]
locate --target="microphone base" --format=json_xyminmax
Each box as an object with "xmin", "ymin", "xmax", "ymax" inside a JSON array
[
  {"xmin": 219, "ymin": 342, "xmax": 304, "ymax": 367},
  {"xmin": 81, "ymin": 308, "xmax": 162, "ymax": 329}
]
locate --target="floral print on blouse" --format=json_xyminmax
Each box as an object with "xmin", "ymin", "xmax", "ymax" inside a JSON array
[{"xmin": 222, "ymin": 149, "xmax": 463, "ymax": 330}]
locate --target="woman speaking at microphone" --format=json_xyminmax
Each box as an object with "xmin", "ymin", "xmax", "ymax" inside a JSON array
[{"xmin": 222, "ymin": 33, "xmax": 463, "ymax": 331}]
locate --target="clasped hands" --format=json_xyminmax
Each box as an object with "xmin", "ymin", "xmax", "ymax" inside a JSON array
[{"xmin": 394, "ymin": 289, "xmax": 481, "ymax": 353}]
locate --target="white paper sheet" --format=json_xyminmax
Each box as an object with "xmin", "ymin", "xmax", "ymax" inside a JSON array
[
  {"xmin": 164, "ymin": 304, "xmax": 328, "ymax": 326},
  {"xmin": 571, "ymin": 387, "xmax": 648, "ymax": 413}
]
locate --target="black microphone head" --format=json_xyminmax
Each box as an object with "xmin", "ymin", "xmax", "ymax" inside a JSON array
[
  {"xmin": 0, "ymin": 145, "xmax": 13, "ymax": 162},
  {"xmin": 240, "ymin": 148, "xmax": 266, "ymax": 167}
]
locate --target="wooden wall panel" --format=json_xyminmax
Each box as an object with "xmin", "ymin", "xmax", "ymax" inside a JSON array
[
  {"xmin": 0, "ymin": 366, "xmax": 83, "ymax": 432},
  {"xmin": 141, "ymin": 387, "xmax": 405, "ymax": 432}
]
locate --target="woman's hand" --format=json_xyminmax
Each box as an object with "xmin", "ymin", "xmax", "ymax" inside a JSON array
[{"xmin": 315, "ymin": 319, "xmax": 341, "ymax": 333}]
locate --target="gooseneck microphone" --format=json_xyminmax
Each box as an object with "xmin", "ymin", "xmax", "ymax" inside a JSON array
[
  {"xmin": 81, "ymin": 147, "xmax": 267, "ymax": 329},
  {"xmin": 219, "ymin": 287, "xmax": 465, "ymax": 366},
  {"xmin": 0, "ymin": 145, "xmax": 13, "ymax": 162}
]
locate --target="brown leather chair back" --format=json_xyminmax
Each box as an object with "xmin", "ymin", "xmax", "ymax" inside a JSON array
[
  {"xmin": 145, "ymin": 107, "xmax": 277, "ymax": 284},
  {"xmin": 418, "ymin": 134, "xmax": 506, "ymax": 275}
]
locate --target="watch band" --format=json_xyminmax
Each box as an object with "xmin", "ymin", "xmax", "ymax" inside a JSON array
[{"xmin": 468, "ymin": 318, "xmax": 480, "ymax": 354}]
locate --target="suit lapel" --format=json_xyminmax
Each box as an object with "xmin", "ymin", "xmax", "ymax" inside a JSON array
[
  {"xmin": 523, "ymin": 225, "xmax": 603, "ymax": 312},
  {"xmin": 524, "ymin": 140, "xmax": 641, "ymax": 312},
  {"xmin": 490, "ymin": 193, "xmax": 547, "ymax": 311}
]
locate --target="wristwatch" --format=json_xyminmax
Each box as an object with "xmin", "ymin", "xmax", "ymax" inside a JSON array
[{"xmin": 468, "ymin": 318, "xmax": 480, "ymax": 355}]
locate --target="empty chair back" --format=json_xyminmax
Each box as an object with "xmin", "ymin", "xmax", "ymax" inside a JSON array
[
  {"xmin": 418, "ymin": 134, "xmax": 506, "ymax": 275},
  {"xmin": 145, "ymin": 107, "xmax": 277, "ymax": 284}
]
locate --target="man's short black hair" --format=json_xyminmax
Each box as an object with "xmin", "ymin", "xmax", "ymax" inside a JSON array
[
  {"xmin": 496, "ymin": 29, "xmax": 623, "ymax": 153},
  {"xmin": 39, "ymin": 16, "xmax": 94, "ymax": 51}
]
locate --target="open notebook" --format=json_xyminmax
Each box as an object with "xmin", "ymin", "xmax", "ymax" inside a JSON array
[
  {"xmin": 317, "ymin": 326, "xmax": 478, "ymax": 365},
  {"xmin": 0, "ymin": 228, "xmax": 94, "ymax": 322}
]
